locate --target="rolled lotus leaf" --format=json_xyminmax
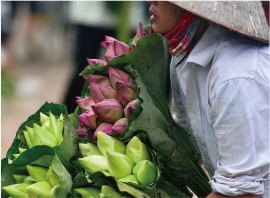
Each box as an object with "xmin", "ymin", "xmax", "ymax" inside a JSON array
[
  {"xmin": 26, "ymin": 165, "xmax": 48, "ymax": 181},
  {"xmin": 97, "ymin": 131, "xmax": 126, "ymax": 157},
  {"xmin": 133, "ymin": 160, "xmax": 157, "ymax": 186},
  {"xmin": 79, "ymin": 155, "xmax": 108, "ymax": 175},
  {"xmin": 47, "ymin": 166, "xmax": 60, "ymax": 187},
  {"xmin": 126, "ymin": 136, "xmax": 151, "ymax": 163},
  {"xmin": 2, "ymin": 183, "xmax": 32, "ymax": 198},
  {"xmin": 26, "ymin": 181, "xmax": 52, "ymax": 198},
  {"xmin": 118, "ymin": 175, "xmax": 139, "ymax": 185},
  {"xmin": 100, "ymin": 185, "xmax": 122, "ymax": 198},
  {"xmin": 107, "ymin": 151, "xmax": 135, "ymax": 179},
  {"xmin": 74, "ymin": 187, "xmax": 101, "ymax": 198},
  {"xmin": 79, "ymin": 142, "xmax": 102, "ymax": 157}
]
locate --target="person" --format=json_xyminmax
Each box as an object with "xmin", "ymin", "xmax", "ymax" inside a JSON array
[{"xmin": 148, "ymin": 1, "xmax": 269, "ymax": 198}]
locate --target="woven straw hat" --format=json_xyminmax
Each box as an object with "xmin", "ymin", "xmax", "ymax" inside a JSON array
[{"xmin": 169, "ymin": 1, "xmax": 270, "ymax": 43}]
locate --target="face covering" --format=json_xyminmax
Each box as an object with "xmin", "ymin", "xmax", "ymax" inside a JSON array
[{"xmin": 162, "ymin": 12, "xmax": 200, "ymax": 56}]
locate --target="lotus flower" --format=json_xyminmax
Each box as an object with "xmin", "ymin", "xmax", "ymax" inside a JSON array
[
  {"xmin": 2, "ymin": 183, "xmax": 32, "ymax": 198},
  {"xmin": 76, "ymin": 97, "xmax": 95, "ymax": 112},
  {"xmin": 92, "ymin": 99, "xmax": 124, "ymax": 123},
  {"xmin": 133, "ymin": 160, "xmax": 157, "ymax": 186},
  {"xmin": 101, "ymin": 36, "xmax": 130, "ymax": 57},
  {"xmin": 118, "ymin": 175, "xmax": 139, "ymax": 185},
  {"xmin": 27, "ymin": 181, "xmax": 52, "ymax": 197},
  {"xmin": 124, "ymin": 99, "xmax": 139, "ymax": 120},
  {"xmin": 79, "ymin": 142, "xmax": 102, "ymax": 157},
  {"xmin": 126, "ymin": 136, "xmax": 151, "ymax": 163},
  {"xmin": 26, "ymin": 165, "xmax": 48, "ymax": 181},
  {"xmin": 79, "ymin": 155, "xmax": 108, "ymax": 174},
  {"xmin": 112, "ymin": 118, "xmax": 128, "ymax": 136},
  {"xmin": 23, "ymin": 112, "xmax": 64, "ymax": 148},
  {"xmin": 74, "ymin": 187, "xmax": 101, "ymax": 198},
  {"xmin": 87, "ymin": 58, "xmax": 107, "ymax": 66},
  {"xmin": 13, "ymin": 175, "xmax": 38, "ymax": 184},
  {"xmin": 100, "ymin": 185, "xmax": 122, "ymax": 198},
  {"xmin": 93, "ymin": 123, "xmax": 113, "ymax": 140},
  {"xmin": 107, "ymin": 151, "xmax": 135, "ymax": 179},
  {"xmin": 132, "ymin": 22, "xmax": 147, "ymax": 46},
  {"xmin": 108, "ymin": 67, "xmax": 135, "ymax": 89},
  {"xmin": 97, "ymin": 131, "xmax": 126, "ymax": 157},
  {"xmin": 77, "ymin": 110, "xmax": 97, "ymax": 130},
  {"xmin": 76, "ymin": 122, "xmax": 90, "ymax": 138},
  {"xmin": 87, "ymin": 75, "xmax": 112, "ymax": 88},
  {"xmin": 89, "ymin": 81, "xmax": 117, "ymax": 103},
  {"xmin": 47, "ymin": 166, "xmax": 60, "ymax": 187},
  {"xmin": 115, "ymin": 82, "xmax": 137, "ymax": 107}
]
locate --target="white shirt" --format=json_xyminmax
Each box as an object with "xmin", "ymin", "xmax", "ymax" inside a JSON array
[{"xmin": 170, "ymin": 24, "xmax": 269, "ymax": 197}]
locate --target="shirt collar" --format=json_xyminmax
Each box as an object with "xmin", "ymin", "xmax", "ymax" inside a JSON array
[{"xmin": 185, "ymin": 24, "xmax": 225, "ymax": 67}]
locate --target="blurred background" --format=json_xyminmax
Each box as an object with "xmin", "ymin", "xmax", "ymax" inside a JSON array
[{"xmin": 1, "ymin": 1, "xmax": 153, "ymax": 158}]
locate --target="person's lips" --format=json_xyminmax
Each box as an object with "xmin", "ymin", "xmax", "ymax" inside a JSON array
[{"xmin": 149, "ymin": 9, "xmax": 158, "ymax": 21}]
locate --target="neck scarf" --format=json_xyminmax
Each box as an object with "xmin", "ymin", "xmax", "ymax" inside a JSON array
[{"xmin": 162, "ymin": 12, "xmax": 200, "ymax": 56}]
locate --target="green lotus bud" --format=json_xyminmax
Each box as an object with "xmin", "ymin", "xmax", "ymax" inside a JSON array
[
  {"xmin": 100, "ymin": 185, "xmax": 122, "ymax": 198},
  {"xmin": 2, "ymin": 183, "xmax": 32, "ymax": 198},
  {"xmin": 26, "ymin": 181, "xmax": 52, "ymax": 198},
  {"xmin": 13, "ymin": 175, "xmax": 38, "ymax": 184},
  {"xmin": 79, "ymin": 142, "xmax": 102, "ymax": 157},
  {"xmin": 74, "ymin": 187, "xmax": 101, "ymax": 198},
  {"xmin": 97, "ymin": 131, "xmax": 126, "ymax": 157},
  {"xmin": 47, "ymin": 166, "xmax": 60, "ymax": 187},
  {"xmin": 107, "ymin": 151, "xmax": 135, "ymax": 179},
  {"xmin": 118, "ymin": 175, "xmax": 139, "ymax": 185},
  {"xmin": 133, "ymin": 160, "xmax": 157, "ymax": 186},
  {"xmin": 26, "ymin": 165, "xmax": 48, "ymax": 181},
  {"xmin": 13, "ymin": 154, "xmax": 20, "ymax": 159},
  {"xmin": 79, "ymin": 155, "xmax": 108, "ymax": 174},
  {"xmin": 19, "ymin": 148, "xmax": 27, "ymax": 153},
  {"xmin": 23, "ymin": 126, "xmax": 35, "ymax": 149},
  {"xmin": 33, "ymin": 123, "xmax": 58, "ymax": 147},
  {"xmin": 49, "ymin": 112, "xmax": 64, "ymax": 143},
  {"xmin": 126, "ymin": 136, "xmax": 151, "ymax": 163}
]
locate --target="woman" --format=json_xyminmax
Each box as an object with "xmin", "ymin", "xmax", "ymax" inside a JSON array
[{"xmin": 148, "ymin": 1, "xmax": 269, "ymax": 198}]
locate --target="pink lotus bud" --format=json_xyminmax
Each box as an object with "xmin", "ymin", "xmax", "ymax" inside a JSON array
[
  {"xmin": 101, "ymin": 36, "xmax": 130, "ymax": 57},
  {"xmin": 93, "ymin": 122, "xmax": 113, "ymax": 140},
  {"xmin": 79, "ymin": 122, "xmax": 85, "ymax": 129},
  {"xmin": 76, "ymin": 98, "xmax": 95, "ymax": 112},
  {"xmin": 87, "ymin": 58, "xmax": 107, "ymax": 66},
  {"xmin": 87, "ymin": 75, "xmax": 112, "ymax": 88},
  {"xmin": 77, "ymin": 111, "xmax": 97, "ymax": 130},
  {"xmin": 124, "ymin": 99, "xmax": 139, "ymax": 120},
  {"xmin": 89, "ymin": 81, "xmax": 117, "ymax": 103},
  {"xmin": 115, "ymin": 82, "xmax": 137, "ymax": 107},
  {"xmin": 105, "ymin": 55, "xmax": 115, "ymax": 63},
  {"xmin": 76, "ymin": 96, "xmax": 81, "ymax": 100},
  {"xmin": 91, "ymin": 99, "xmax": 124, "ymax": 123},
  {"xmin": 108, "ymin": 67, "xmax": 134, "ymax": 89},
  {"xmin": 133, "ymin": 22, "xmax": 147, "ymax": 46},
  {"xmin": 112, "ymin": 118, "xmax": 128, "ymax": 136},
  {"xmin": 76, "ymin": 129, "xmax": 90, "ymax": 138}
]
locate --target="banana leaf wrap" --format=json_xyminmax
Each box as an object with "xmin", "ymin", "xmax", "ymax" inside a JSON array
[
  {"xmin": 1, "ymin": 145, "xmax": 73, "ymax": 197},
  {"xmin": 80, "ymin": 33, "xmax": 211, "ymax": 197},
  {"xmin": 5, "ymin": 102, "xmax": 79, "ymax": 168}
]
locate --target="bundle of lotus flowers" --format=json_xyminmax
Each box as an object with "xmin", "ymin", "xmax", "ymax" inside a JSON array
[
  {"xmin": 76, "ymin": 66, "xmax": 139, "ymax": 140},
  {"xmin": 1, "ymin": 22, "xmax": 211, "ymax": 198}
]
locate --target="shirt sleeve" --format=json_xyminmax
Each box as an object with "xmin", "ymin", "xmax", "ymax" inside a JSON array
[{"xmin": 209, "ymin": 75, "xmax": 269, "ymax": 196}]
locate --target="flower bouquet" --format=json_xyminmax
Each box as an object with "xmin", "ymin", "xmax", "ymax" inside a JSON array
[{"xmin": 1, "ymin": 23, "xmax": 211, "ymax": 198}]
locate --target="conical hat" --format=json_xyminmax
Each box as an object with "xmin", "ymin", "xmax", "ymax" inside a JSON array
[{"xmin": 169, "ymin": 1, "xmax": 270, "ymax": 43}]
